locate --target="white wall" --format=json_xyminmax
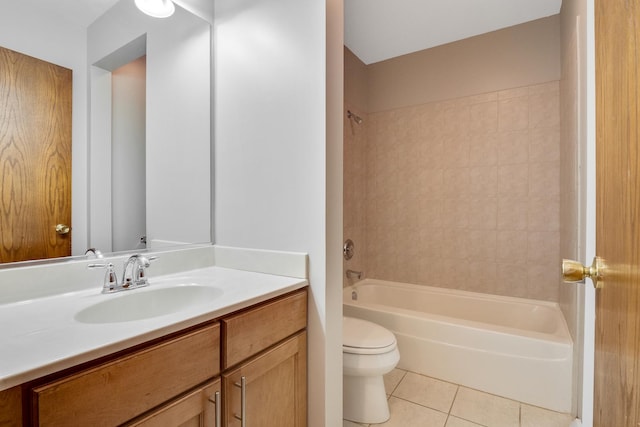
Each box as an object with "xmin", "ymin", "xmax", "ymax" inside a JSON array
[
  {"xmin": 0, "ymin": 3, "xmax": 88, "ymax": 256},
  {"xmin": 214, "ymin": 0, "xmax": 343, "ymax": 425}
]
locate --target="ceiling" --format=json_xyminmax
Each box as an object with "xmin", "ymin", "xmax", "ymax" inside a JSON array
[
  {"xmin": 25, "ymin": 0, "xmax": 210, "ymax": 28},
  {"xmin": 345, "ymin": 0, "xmax": 562, "ymax": 65},
  {"xmin": 29, "ymin": 0, "xmax": 561, "ymax": 65}
]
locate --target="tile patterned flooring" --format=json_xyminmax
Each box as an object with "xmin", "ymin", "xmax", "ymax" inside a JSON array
[{"xmin": 343, "ymin": 369, "xmax": 574, "ymax": 427}]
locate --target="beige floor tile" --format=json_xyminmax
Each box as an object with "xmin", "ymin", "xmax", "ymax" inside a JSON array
[
  {"xmin": 445, "ymin": 416, "xmax": 485, "ymax": 427},
  {"xmin": 393, "ymin": 372, "xmax": 458, "ymax": 413},
  {"xmin": 344, "ymin": 420, "xmax": 368, "ymax": 427},
  {"xmin": 377, "ymin": 397, "xmax": 448, "ymax": 427},
  {"xmin": 520, "ymin": 404, "xmax": 574, "ymax": 427},
  {"xmin": 384, "ymin": 368, "xmax": 407, "ymax": 396},
  {"xmin": 450, "ymin": 387, "xmax": 519, "ymax": 427}
]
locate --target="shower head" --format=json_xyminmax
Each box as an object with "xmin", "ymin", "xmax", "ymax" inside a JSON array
[{"xmin": 347, "ymin": 110, "xmax": 363, "ymax": 124}]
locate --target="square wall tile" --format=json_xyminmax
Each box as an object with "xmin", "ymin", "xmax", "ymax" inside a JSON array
[
  {"xmin": 498, "ymin": 164, "xmax": 529, "ymax": 196},
  {"xmin": 442, "ymin": 135, "xmax": 470, "ymax": 168},
  {"xmin": 497, "ymin": 230, "xmax": 528, "ymax": 264},
  {"xmin": 467, "ymin": 261, "xmax": 497, "ymax": 291},
  {"xmin": 467, "ymin": 229, "xmax": 497, "ymax": 261},
  {"xmin": 529, "ymin": 161, "xmax": 560, "ymax": 197},
  {"xmin": 498, "ymin": 130, "xmax": 529, "ymax": 165},
  {"xmin": 530, "ymin": 127, "xmax": 560, "ymax": 163},
  {"xmin": 417, "ymin": 168, "xmax": 445, "ymax": 199},
  {"xmin": 443, "ymin": 168, "xmax": 471, "ymax": 198},
  {"xmin": 527, "ymin": 231, "xmax": 560, "ymax": 264},
  {"xmin": 442, "ymin": 199, "xmax": 470, "ymax": 229},
  {"xmin": 469, "ymin": 133, "xmax": 498, "ymax": 166},
  {"xmin": 498, "ymin": 96, "xmax": 529, "ymax": 131},
  {"xmin": 469, "ymin": 101, "xmax": 498, "ymax": 133},
  {"xmin": 440, "ymin": 258, "xmax": 470, "ymax": 287},
  {"xmin": 469, "ymin": 166, "xmax": 498, "ymax": 196},
  {"xmin": 442, "ymin": 229, "xmax": 470, "ymax": 260},
  {"xmin": 527, "ymin": 263, "xmax": 561, "ymax": 301},
  {"xmin": 528, "ymin": 197, "xmax": 560, "ymax": 232},
  {"xmin": 529, "ymin": 91, "xmax": 560, "ymax": 128},
  {"xmin": 497, "ymin": 197, "xmax": 528, "ymax": 230},
  {"xmin": 468, "ymin": 198, "xmax": 497, "ymax": 230}
]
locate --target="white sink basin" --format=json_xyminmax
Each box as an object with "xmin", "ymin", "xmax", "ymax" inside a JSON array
[{"xmin": 75, "ymin": 285, "xmax": 223, "ymax": 324}]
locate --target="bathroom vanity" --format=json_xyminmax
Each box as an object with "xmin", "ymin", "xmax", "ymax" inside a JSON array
[{"xmin": 0, "ymin": 246, "xmax": 308, "ymax": 427}]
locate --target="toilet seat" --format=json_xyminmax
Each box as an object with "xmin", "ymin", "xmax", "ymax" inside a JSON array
[{"xmin": 343, "ymin": 316, "xmax": 397, "ymax": 355}]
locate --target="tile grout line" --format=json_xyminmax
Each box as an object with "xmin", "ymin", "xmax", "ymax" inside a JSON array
[{"xmin": 389, "ymin": 369, "xmax": 408, "ymax": 396}]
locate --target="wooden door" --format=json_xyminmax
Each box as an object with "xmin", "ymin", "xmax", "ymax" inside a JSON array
[
  {"xmin": 223, "ymin": 332, "xmax": 307, "ymax": 427},
  {"xmin": 594, "ymin": 0, "xmax": 640, "ymax": 424},
  {"xmin": 0, "ymin": 46, "xmax": 72, "ymax": 263}
]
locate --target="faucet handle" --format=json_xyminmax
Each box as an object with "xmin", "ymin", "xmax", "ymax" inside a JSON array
[
  {"xmin": 134, "ymin": 256, "xmax": 157, "ymax": 286},
  {"xmin": 89, "ymin": 263, "xmax": 119, "ymax": 293},
  {"xmin": 122, "ymin": 254, "xmax": 158, "ymax": 288}
]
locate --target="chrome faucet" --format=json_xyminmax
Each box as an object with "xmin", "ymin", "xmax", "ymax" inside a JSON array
[
  {"xmin": 85, "ymin": 247, "xmax": 103, "ymax": 259},
  {"xmin": 89, "ymin": 254, "xmax": 156, "ymax": 294},
  {"xmin": 346, "ymin": 269, "xmax": 362, "ymax": 280},
  {"xmin": 121, "ymin": 254, "xmax": 155, "ymax": 289}
]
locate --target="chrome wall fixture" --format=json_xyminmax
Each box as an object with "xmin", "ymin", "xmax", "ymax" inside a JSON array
[
  {"xmin": 347, "ymin": 110, "xmax": 363, "ymax": 124},
  {"xmin": 344, "ymin": 239, "xmax": 355, "ymax": 260}
]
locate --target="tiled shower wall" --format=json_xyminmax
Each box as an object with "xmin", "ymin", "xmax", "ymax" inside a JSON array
[{"xmin": 358, "ymin": 81, "xmax": 561, "ymax": 302}]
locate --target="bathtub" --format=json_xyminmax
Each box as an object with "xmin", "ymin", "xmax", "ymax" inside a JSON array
[{"xmin": 343, "ymin": 279, "xmax": 573, "ymax": 413}]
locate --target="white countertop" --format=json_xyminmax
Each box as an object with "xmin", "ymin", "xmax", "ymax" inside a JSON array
[{"xmin": 0, "ymin": 264, "xmax": 307, "ymax": 391}]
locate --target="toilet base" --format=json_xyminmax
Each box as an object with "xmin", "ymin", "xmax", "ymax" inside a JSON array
[{"xmin": 343, "ymin": 374, "xmax": 390, "ymax": 424}]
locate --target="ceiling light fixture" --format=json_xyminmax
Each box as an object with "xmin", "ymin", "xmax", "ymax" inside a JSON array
[{"xmin": 135, "ymin": 0, "xmax": 175, "ymax": 18}]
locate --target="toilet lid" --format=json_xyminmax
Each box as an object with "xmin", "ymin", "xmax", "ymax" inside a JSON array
[{"xmin": 343, "ymin": 317, "xmax": 396, "ymax": 353}]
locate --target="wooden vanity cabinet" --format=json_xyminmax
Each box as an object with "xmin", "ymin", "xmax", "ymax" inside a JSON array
[{"xmin": 20, "ymin": 287, "xmax": 307, "ymax": 427}]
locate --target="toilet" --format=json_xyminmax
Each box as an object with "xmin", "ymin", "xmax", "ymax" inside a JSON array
[{"xmin": 343, "ymin": 316, "xmax": 400, "ymax": 424}]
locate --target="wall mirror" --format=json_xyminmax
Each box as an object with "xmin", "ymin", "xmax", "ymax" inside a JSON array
[{"xmin": 0, "ymin": 0, "xmax": 212, "ymax": 266}]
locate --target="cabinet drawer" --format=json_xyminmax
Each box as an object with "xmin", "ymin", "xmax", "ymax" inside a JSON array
[
  {"xmin": 222, "ymin": 288, "xmax": 307, "ymax": 369},
  {"xmin": 33, "ymin": 323, "xmax": 220, "ymax": 427}
]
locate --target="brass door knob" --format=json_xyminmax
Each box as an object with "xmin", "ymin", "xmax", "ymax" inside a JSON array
[
  {"xmin": 55, "ymin": 224, "xmax": 70, "ymax": 235},
  {"xmin": 562, "ymin": 257, "xmax": 604, "ymax": 289}
]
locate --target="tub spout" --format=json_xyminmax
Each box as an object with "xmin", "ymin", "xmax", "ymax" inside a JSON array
[{"xmin": 346, "ymin": 269, "xmax": 362, "ymax": 280}]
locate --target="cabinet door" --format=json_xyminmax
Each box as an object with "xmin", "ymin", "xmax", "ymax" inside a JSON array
[
  {"xmin": 127, "ymin": 379, "xmax": 222, "ymax": 427},
  {"xmin": 223, "ymin": 331, "xmax": 307, "ymax": 427}
]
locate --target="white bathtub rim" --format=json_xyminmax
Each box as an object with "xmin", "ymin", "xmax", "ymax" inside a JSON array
[
  {"xmin": 345, "ymin": 279, "xmax": 573, "ymax": 344},
  {"xmin": 345, "ymin": 299, "xmax": 573, "ymax": 347}
]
